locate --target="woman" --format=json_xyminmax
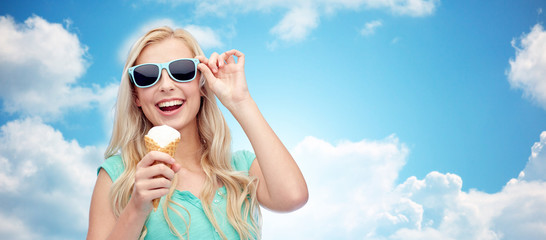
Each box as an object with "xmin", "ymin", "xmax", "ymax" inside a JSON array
[{"xmin": 87, "ymin": 26, "xmax": 308, "ymax": 240}]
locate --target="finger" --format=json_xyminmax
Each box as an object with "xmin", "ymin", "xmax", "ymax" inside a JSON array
[
  {"xmin": 136, "ymin": 177, "xmax": 171, "ymax": 192},
  {"xmin": 171, "ymin": 163, "xmax": 182, "ymax": 173},
  {"xmin": 234, "ymin": 50, "xmax": 245, "ymax": 66},
  {"xmin": 208, "ymin": 52, "xmax": 219, "ymax": 73},
  {"xmin": 218, "ymin": 52, "xmax": 226, "ymax": 68},
  {"xmin": 226, "ymin": 49, "xmax": 244, "ymax": 66},
  {"xmin": 223, "ymin": 50, "xmax": 236, "ymax": 64},
  {"xmin": 136, "ymin": 186, "xmax": 170, "ymax": 202},
  {"xmin": 198, "ymin": 63, "xmax": 217, "ymax": 85},
  {"xmin": 139, "ymin": 151, "xmax": 175, "ymax": 168},
  {"xmin": 226, "ymin": 54, "xmax": 235, "ymax": 64},
  {"xmin": 195, "ymin": 55, "xmax": 209, "ymax": 65},
  {"xmin": 133, "ymin": 179, "xmax": 170, "ymax": 203},
  {"xmin": 149, "ymin": 177, "xmax": 172, "ymax": 190},
  {"xmin": 138, "ymin": 162, "xmax": 176, "ymax": 181},
  {"xmin": 147, "ymin": 188, "xmax": 170, "ymax": 201},
  {"xmin": 152, "ymin": 163, "xmax": 176, "ymax": 179},
  {"xmin": 131, "ymin": 177, "xmax": 170, "ymax": 210}
]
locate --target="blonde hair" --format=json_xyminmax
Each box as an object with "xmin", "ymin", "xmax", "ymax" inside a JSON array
[{"xmin": 104, "ymin": 26, "xmax": 260, "ymax": 239}]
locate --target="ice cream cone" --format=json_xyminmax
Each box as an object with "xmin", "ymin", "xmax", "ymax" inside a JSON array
[
  {"xmin": 144, "ymin": 135, "xmax": 180, "ymax": 211},
  {"xmin": 144, "ymin": 136, "xmax": 179, "ymax": 158}
]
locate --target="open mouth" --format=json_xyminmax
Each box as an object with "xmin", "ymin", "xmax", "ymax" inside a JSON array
[{"xmin": 157, "ymin": 99, "xmax": 183, "ymax": 112}]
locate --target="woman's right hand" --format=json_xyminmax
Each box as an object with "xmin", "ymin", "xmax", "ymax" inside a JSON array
[{"xmin": 130, "ymin": 151, "xmax": 181, "ymax": 214}]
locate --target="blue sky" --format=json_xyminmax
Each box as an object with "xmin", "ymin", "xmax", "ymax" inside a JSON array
[{"xmin": 1, "ymin": 0, "xmax": 546, "ymax": 239}]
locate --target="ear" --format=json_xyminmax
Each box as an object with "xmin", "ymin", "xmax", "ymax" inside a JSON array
[{"xmin": 135, "ymin": 94, "xmax": 142, "ymax": 107}]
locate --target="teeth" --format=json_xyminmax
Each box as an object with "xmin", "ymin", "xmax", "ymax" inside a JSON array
[{"xmin": 158, "ymin": 100, "xmax": 183, "ymax": 108}]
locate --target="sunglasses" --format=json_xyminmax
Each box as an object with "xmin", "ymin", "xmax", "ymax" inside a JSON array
[{"xmin": 128, "ymin": 58, "xmax": 200, "ymax": 88}]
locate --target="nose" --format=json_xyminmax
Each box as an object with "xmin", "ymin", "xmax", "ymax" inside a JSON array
[{"xmin": 157, "ymin": 68, "xmax": 175, "ymax": 91}]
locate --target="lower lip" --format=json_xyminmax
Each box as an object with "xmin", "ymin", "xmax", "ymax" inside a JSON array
[{"xmin": 156, "ymin": 102, "xmax": 183, "ymax": 116}]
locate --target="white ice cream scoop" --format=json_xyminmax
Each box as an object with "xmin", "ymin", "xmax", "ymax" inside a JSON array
[{"xmin": 146, "ymin": 125, "xmax": 180, "ymax": 148}]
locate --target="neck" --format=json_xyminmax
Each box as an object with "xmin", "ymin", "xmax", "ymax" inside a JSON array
[{"xmin": 174, "ymin": 120, "xmax": 203, "ymax": 169}]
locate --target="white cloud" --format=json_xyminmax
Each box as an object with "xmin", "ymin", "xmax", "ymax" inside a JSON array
[
  {"xmin": 118, "ymin": 19, "xmax": 224, "ymax": 63},
  {"xmin": 262, "ymin": 135, "xmax": 410, "ymax": 239},
  {"xmin": 270, "ymin": 5, "xmax": 320, "ymax": 42},
  {"xmin": 518, "ymin": 131, "xmax": 546, "ymax": 181},
  {"xmin": 363, "ymin": 0, "xmax": 440, "ymax": 17},
  {"xmin": 507, "ymin": 23, "xmax": 546, "ymax": 109},
  {"xmin": 0, "ymin": 212, "xmax": 39, "ymax": 240},
  {"xmin": 152, "ymin": 0, "xmax": 440, "ymax": 44},
  {"xmin": 262, "ymin": 133, "xmax": 546, "ymax": 240},
  {"xmin": 0, "ymin": 118, "xmax": 101, "ymax": 239},
  {"xmin": 117, "ymin": 18, "xmax": 176, "ymax": 63},
  {"xmin": 361, "ymin": 20, "xmax": 383, "ymax": 36},
  {"xmin": 486, "ymin": 180, "xmax": 546, "ymax": 240},
  {"xmin": 0, "ymin": 15, "xmax": 116, "ymax": 120},
  {"xmin": 184, "ymin": 24, "xmax": 224, "ymax": 49}
]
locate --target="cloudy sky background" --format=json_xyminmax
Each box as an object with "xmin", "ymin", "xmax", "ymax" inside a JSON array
[{"xmin": 1, "ymin": 0, "xmax": 546, "ymax": 239}]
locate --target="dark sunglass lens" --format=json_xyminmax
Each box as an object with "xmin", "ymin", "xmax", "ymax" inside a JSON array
[
  {"xmin": 133, "ymin": 64, "xmax": 159, "ymax": 87},
  {"xmin": 169, "ymin": 60, "xmax": 195, "ymax": 81}
]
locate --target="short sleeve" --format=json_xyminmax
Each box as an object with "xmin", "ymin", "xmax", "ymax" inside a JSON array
[
  {"xmin": 231, "ymin": 150, "xmax": 256, "ymax": 172},
  {"xmin": 98, "ymin": 155, "xmax": 125, "ymax": 182}
]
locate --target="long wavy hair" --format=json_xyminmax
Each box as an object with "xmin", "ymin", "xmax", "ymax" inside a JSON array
[{"xmin": 104, "ymin": 26, "xmax": 260, "ymax": 239}]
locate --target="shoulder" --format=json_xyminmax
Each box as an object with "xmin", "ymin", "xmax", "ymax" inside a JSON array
[
  {"xmin": 231, "ymin": 150, "xmax": 256, "ymax": 172},
  {"xmin": 97, "ymin": 155, "xmax": 125, "ymax": 182}
]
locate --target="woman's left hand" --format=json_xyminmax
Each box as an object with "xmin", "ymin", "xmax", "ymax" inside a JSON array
[{"xmin": 196, "ymin": 49, "xmax": 251, "ymax": 111}]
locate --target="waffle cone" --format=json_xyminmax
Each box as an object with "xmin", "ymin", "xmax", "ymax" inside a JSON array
[
  {"xmin": 144, "ymin": 136, "xmax": 179, "ymax": 157},
  {"xmin": 144, "ymin": 136, "xmax": 180, "ymax": 211}
]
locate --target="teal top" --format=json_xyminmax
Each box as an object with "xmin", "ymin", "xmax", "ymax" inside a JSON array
[{"xmin": 98, "ymin": 150, "xmax": 257, "ymax": 240}]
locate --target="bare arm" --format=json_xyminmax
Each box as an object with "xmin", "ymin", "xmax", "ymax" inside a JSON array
[
  {"xmin": 235, "ymin": 98, "xmax": 309, "ymax": 212},
  {"xmin": 197, "ymin": 50, "xmax": 308, "ymax": 212},
  {"xmin": 87, "ymin": 169, "xmax": 118, "ymax": 239},
  {"xmin": 87, "ymin": 169, "xmax": 147, "ymax": 239},
  {"xmin": 87, "ymin": 152, "xmax": 180, "ymax": 239}
]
